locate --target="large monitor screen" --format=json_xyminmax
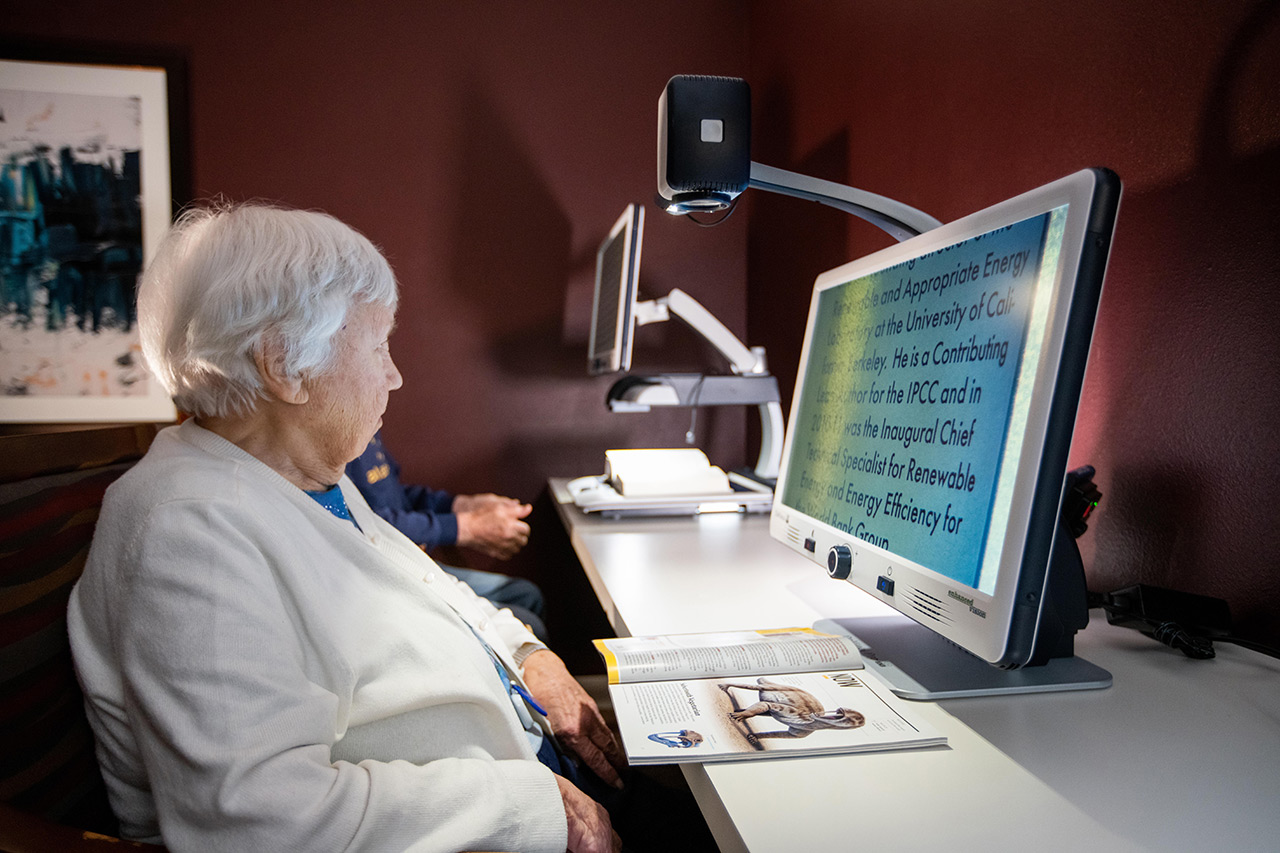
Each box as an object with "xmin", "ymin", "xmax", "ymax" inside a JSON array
[
  {"xmin": 770, "ymin": 169, "xmax": 1119, "ymax": 677},
  {"xmin": 588, "ymin": 204, "xmax": 644, "ymax": 375}
]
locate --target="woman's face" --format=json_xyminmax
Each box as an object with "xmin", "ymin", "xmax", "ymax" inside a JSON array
[{"xmin": 302, "ymin": 301, "xmax": 402, "ymax": 469}]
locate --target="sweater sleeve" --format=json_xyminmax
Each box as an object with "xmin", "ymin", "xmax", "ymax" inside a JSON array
[
  {"xmin": 433, "ymin": 559, "xmax": 547, "ymax": 662},
  {"xmin": 82, "ymin": 500, "xmax": 564, "ymax": 853}
]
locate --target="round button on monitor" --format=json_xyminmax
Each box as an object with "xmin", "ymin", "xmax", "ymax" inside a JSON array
[{"xmin": 827, "ymin": 544, "xmax": 852, "ymax": 579}]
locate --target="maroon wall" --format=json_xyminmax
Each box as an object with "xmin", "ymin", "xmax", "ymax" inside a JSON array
[
  {"xmin": 0, "ymin": 0, "xmax": 752, "ymax": 573},
  {"xmin": 7, "ymin": 2, "xmax": 1277, "ymax": 646},
  {"xmin": 746, "ymin": 1, "xmax": 1280, "ymax": 645},
  {"xmin": 2, "ymin": 0, "xmax": 751, "ymax": 537}
]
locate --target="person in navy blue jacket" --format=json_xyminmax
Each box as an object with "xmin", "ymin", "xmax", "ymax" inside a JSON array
[{"xmin": 347, "ymin": 432, "xmax": 547, "ymax": 641}]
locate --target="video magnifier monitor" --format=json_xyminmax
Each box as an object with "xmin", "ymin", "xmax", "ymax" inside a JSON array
[
  {"xmin": 588, "ymin": 203, "xmax": 644, "ymax": 376},
  {"xmin": 770, "ymin": 169, "xmax": 1119, "ymax": 675}
]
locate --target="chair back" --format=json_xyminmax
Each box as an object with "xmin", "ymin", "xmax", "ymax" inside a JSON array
[{"xmin": 1, "ymin": 426, "xmax": 158, "ymax": 836}]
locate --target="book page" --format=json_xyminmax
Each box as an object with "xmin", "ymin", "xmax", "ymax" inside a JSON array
[
  {"xmin": 605, "ymin": 448, "xmax": 731, "ymax": 497},
  {"xmin": 609, "ymin": 669, "xmax": 945, "ymax": 764},
  {"xmin": 593, "ymin": 627, "xmax": 863, "ymax": 685}
]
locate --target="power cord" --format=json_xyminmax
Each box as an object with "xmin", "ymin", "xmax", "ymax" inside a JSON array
[
  {"xmin": 1069, "ymin": 469, "xmax": 1277, "ymax": 660},
  {"xmin": 1089, "ymin": 584, "xmax": 1280, "ymax": 660},
  {"xmin": 1212, "ymin": 635, "xmax": 1280, "ymax": 657},
  {"xmin": 685, "ymin": 373, "xmax": 708, "ymax": 444},
  {"xmin": 1148, "ymin": 622, "xmax": 1216, "ymax": 660}
]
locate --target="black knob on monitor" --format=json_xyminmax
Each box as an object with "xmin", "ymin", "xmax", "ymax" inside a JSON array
[{"xmin": 827, "ymin": 545, "xmax": 852, "ymax": 580}]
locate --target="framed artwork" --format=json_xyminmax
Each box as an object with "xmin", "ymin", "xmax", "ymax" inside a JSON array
[{"xmin": 0, "ymin": 53, "xmax": 179, "ymax": 423}]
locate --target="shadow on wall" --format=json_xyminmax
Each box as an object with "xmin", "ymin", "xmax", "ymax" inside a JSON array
[
  {"xmin": 447, "ymin": 79, "xmax": 573, "ymax": 348},
  {"xmin": 413, "ymin": 77, "xmax": 575, "ymax": 492},
  {"xmin": 431, "ymin": 83, "xmax": 747, "ymax": 510},
  {"xmin": 747, "ymin": 82, "xmax": 859, "ymax": 462},
  {"xmin": 444, "ymin": 79, "xmax": 737, "ymax": 382},
  {"xmin": 1075, "ymin": 0, "xmax": 1280, "ymax": 645},
  {"xmin": 481, "ymin": 218, "xmax": 729, "ymax": 381},
  {"xmin": 747, "ymin": 127, "xmax": 859, "ymax": 411}
]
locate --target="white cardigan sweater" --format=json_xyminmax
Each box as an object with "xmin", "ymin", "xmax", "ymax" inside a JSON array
[{"xmin": 68, "ymin": 421, "xmax": 566, "ymax": 852}]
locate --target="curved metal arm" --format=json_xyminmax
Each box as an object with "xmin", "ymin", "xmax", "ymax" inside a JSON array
[
  {"xmin": 755, "ymin": 400, "xmax": 784, "ymax": 479},
  {"xmin": 661, "ymin": 288, "xmax": 764, "ymax": 374},
  {"xmin": 748, "ymin": 162, "xmax": 943, "ymax": 242},
  {"xmin": 609, "ymin": 287, "xmax": 782, "ymax": 479}
]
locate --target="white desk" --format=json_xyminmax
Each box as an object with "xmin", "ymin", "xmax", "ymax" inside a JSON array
[{"xmin": 549, "ymin": 479, "xmax": 1280, "ymax": 853}]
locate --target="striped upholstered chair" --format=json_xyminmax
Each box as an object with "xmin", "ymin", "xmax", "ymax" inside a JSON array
[{"xmin": 0, "ymin": 425, "xmax": 164, "ymax": 852}]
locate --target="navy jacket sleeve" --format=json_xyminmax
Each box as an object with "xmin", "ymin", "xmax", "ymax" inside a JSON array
[{"xmin": 345, "ymin": 432, "xmax": 459, "ymax": 550}]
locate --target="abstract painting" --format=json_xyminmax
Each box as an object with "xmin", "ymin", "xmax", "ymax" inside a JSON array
[{"xmin": 0, "ymin": 57, "xmax": 176, "ymax": 423}]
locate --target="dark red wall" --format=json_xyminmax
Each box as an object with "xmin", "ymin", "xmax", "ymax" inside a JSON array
[
  {"xmin": 1, "ymin": 0, "xmax": 751, "ymax": 519},
  {"xmin": 746, "ymin": 1, "xmax": 1280, "ymax": 645},
  {"xmin": 7, "ymin": 2, "xmax": 1277, "ymax": 646}
]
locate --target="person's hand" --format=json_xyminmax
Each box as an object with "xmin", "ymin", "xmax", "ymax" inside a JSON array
[
  {"xmin": 556, "ymin": 775, "xmax": 621, "ymax": 853},
  {"xmin": 453, "ymin": 493, "xmax": 531, "ymax": 560},
  {"xmin": 522, "ymin": 649, "xmax": 626, "ymax": 788}
]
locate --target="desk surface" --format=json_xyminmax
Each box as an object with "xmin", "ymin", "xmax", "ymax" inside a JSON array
[{"xmin": 550, "ymin": 479, "xmax": 1280, "ymax": 853}]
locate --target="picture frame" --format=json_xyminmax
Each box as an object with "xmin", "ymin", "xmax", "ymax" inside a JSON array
[{"xmin": 0, "ymin": 50, "xmax": 184, "ymax": 424}]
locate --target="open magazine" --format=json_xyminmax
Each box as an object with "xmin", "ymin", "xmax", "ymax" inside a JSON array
[{"xmin": 593, "ymin": 628, "xmax": 946, "ymax": 765}]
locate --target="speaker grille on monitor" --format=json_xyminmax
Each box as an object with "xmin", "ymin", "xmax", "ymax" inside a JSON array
[{"xmin": 901, "ymin": 585, "xmax": 957, "ymax": 626}]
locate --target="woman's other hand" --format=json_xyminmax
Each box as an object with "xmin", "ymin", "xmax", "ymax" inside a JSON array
[
  {"xmin": 556, "ymin": 775, "xmax": 621, "ymax": 853},
  {"xmin": 522, "ymin": 650, "xmax": 626, "ymax": 788}
]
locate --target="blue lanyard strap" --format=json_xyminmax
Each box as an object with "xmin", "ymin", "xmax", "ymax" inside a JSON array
[{"xmin": 512, "ymin": 682, "xmax": 547, "ymax": 717}]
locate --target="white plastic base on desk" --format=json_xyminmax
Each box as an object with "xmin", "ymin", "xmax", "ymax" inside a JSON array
[
  {"xmin": 566, "ymin": 472, "xmax": 773, "ymax": 517},
  {"xmin": 549, "ymin": 478, "xmax": 1280, "ymax": 853}
]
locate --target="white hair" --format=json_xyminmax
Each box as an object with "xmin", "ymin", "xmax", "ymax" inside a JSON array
[{"xmin": 138, "ymin": 202, "xmax": 398, "ymax": 418}]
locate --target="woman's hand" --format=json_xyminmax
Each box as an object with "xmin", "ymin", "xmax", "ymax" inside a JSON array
[
  {"xmin": 522, "ymin": 650, "xmax": 626, "ymax": 788},
  {"xmin": 556, "ymin": 775, "xmax": 621, "ymax": 853}
]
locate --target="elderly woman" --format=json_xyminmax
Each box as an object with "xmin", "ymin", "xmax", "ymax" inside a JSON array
[{"xmin": 67, "ymin": 204, "xmax": 624, "ymax": 852}]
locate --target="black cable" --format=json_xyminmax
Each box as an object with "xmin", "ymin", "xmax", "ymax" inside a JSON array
[
  {"xmin": 1150, "ymin": 622, "xmax": 1216, "ymax": 659},
  {"xmin": 1090, "ymin": 593, "xmax": 1280, "ymax": 660},
  {"xmin": 1089, "ymin": 598, "xmax": 1215, "ymax": 660},
  {"xmin": 1213, "ymin": 636, "xmax": 1280, "ymax": 660},
  {"xmin": 685, "ymin": 373, "xmax": 708, "ymax": 445}
]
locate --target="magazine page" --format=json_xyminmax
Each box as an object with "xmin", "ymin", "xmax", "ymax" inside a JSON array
[
  {"xmin": 593, "ymin": 627, "xmax": 864, "ymax": 685},
  {"xmin": 610, "ymin": 669, "xmax": 946, "ymax": 765}
]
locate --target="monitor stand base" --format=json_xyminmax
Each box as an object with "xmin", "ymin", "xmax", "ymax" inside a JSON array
[
  {"xmin": 814, "ymin": 466, "xmax": 1113, "ymax": 701},
  {"xmin": 817, "ymin": 615, "xmax": 1112, "ymax": 701}
]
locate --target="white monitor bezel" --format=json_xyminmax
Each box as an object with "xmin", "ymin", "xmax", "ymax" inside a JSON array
[
  {"xmin": 588, "ymin": 204, "xmax": 645, "ymax": 375},
  {"xmin": 769, "ymin": 169, "xmax": 1114, "ymax": 666}
]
